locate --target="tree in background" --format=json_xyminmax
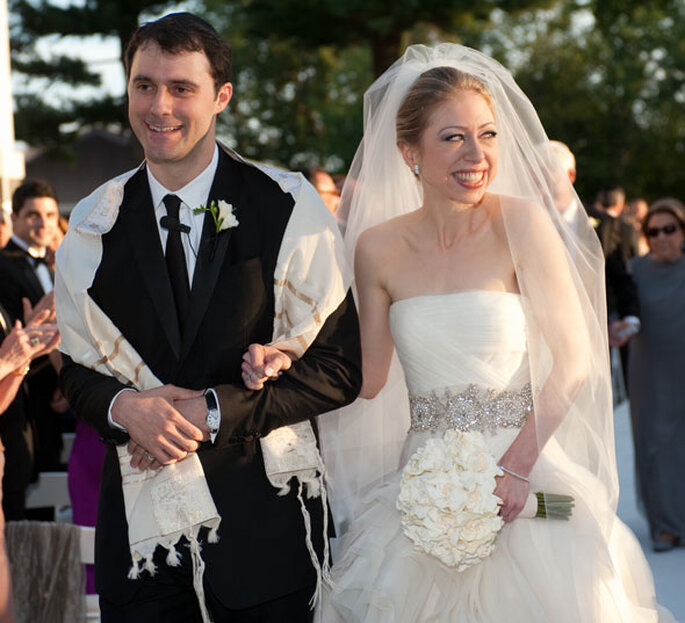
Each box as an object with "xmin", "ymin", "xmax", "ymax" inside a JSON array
[
  {"xmin": 206, "ymin": 0, "xmax": 553, "ymax": 168},
  {"xmin": 8, "ymin": 0, "xmax": 684, "ymax": 198},
  {"xmin": 9, "ymin": 0, "xmax": 173, "ymax": 152},
  {"xmin": 484, "ymin": 0, "xmax": 684, "ymax": 200}
]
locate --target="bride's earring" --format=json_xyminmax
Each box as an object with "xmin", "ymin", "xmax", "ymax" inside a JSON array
[{"xmin": 413, "ymin": 163, "xmax": 420, "ymax": 178}]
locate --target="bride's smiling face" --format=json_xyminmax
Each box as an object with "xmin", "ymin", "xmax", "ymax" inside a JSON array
[{"xmin": 404, "ymin": 89, "xmax": 498, "ymax": 206}]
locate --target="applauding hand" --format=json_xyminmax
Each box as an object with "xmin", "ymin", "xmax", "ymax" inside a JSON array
[{"xmin": 0, "ymin": 318, "xmax": 59, "ymax": 379}]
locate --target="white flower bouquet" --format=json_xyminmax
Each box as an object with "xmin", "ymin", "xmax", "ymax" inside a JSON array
[{"xmin": 396, "ymin": 429, "xmax": 573, "ymax": 571}]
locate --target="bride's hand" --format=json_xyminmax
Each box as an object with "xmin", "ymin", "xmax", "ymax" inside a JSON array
[
  {"xmin": 494, "ymin": 472, "xmax": 530, "ymax": 523},
  {"xmin": 241, "ymin": 343, "xmax": 292, "ymax": 390}
]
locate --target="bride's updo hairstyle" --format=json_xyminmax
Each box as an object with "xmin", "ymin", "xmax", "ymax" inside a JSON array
[{"xmin": 396, "ymin": 67, "xmax": 493, "ymax": 146}]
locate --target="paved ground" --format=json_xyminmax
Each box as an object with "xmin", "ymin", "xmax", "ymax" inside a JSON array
[{"xmin": 614, "ymin": 401, "xmax": 685, "ymax": 622}]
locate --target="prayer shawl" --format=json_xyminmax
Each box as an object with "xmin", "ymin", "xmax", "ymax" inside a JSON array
[{"xmin": 55, "ymin": 146, "xmax": 352, "ymax": 619}]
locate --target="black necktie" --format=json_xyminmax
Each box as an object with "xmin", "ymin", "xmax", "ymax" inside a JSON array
[{"xmin": 162, "ymin": 194, "xmax": 190, "ymax": 330}]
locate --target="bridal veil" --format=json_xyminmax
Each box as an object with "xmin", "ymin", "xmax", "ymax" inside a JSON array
[{"xmin": 319, "ymin": 43, "xmax": 617, "ymax": 536}]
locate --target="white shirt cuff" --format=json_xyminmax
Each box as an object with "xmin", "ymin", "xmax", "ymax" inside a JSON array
[{"xmin": 107, "ymin": 388, "xmax": 137, "ymax": 432}]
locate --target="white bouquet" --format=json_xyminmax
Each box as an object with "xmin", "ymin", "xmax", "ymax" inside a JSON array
[{"xmin": 397, "ymin": 429, "xmax": 573, "ymax": 571}]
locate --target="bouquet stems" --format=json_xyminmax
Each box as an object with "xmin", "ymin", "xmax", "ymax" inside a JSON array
[{"xmin": 520, "ymin": 492, "xmax": 574, "ymax": 520}]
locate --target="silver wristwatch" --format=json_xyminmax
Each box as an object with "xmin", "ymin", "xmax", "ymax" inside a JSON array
[{"xmin": 204, "ymin": 389, "xmax": 220, "ymax": 435}]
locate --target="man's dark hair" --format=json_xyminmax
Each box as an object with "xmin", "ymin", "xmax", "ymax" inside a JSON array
[
  {"xmin": 124, "ymin": 12, "xmax": 232, "ymax": 92},
  {"xmin": 12, "ymin": 179, "xmax": 58, "ymax": 214},
  {"xmin": 597, "ymin": 185, "xmax": 625, "ymax": 209}
]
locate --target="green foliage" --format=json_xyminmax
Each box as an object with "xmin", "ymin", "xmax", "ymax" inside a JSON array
[
  {"xmin": 505, "ymin": 0, "xmax": 684, "ymax": 200},
  {"xmin": 8, "ymin": 0, "xmax": 684, "ymax": 200},
  {"xmin": 205, "ymin": 0, "xmax": 552, "ymax": 168},
  {"xmin": 9, "ymin": 0, "xmax": 178, "ymax": 147}
]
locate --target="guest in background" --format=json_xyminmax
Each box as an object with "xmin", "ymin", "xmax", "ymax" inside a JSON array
[
  {"xmin": 0, "ymin": 207, "xmax": 10, "ymax": 250},
  {"xmin": 590, "ymin": 185, "xmax": 640, "ymax": 391},
  {"xmin": 301, "ymin": 166, "xmax": 341, "ymax": 217},
  {"xmin": 0, "ymin": 180, "xmax": 69, "ymax": 477},
  {"xmin": 625, "ymin": 198, "xmax": 650, "ymax": 256},
  {"xmin": 548, "ymin": 140, "xmax": 584, "ymax": 232},
  {"xmin": 45, "ymin": 215, "xmax": 69, "ymax": 271},
  {"xmin": 593, "ymin": 185, "xmax": 640, "ymax": 263},
  {"xmin": 0, "ymin": 304, "xmax": 59, "ymax": 622},
  {"xmin": 628, "ymin": 197, "xmax": 685, "ymax": 552}
]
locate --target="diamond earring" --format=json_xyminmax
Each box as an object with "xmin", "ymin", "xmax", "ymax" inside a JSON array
[{"xmin": 413, "ymin": 163, "xmax": 420, "ymax": 177}]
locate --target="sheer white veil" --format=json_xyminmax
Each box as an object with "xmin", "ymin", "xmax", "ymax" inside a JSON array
[{"xmin": 319, "ymin": 43, "xmax": 616, "ymax": 536}]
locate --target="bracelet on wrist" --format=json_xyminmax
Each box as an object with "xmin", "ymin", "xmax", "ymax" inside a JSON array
[
  {"xmin": 497, "ymin": 464, "xmax": 529, "ymax": 483},
  {"xmin": 11, "ymin": 365, "xmax": 30, "ymax": 377}
]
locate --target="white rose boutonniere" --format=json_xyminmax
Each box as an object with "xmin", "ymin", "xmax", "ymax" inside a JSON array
[{"xmin": 194, "ymin": 199, "xmax": 239, "ymax": 234}]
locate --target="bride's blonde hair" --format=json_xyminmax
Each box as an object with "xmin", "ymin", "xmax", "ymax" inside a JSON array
[{"xmin": 396, "ymin": 67, "xmax": 493, "ymax": 145}]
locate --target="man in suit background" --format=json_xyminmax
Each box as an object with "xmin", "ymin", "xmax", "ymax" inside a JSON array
[
  {"xmin": 0, "ymin": 205, "xmax": 11, "ymax": 249},
  {"xmin": 57, "ymin": 13, "xmax": 361, "ymax": 622},
  {"xmin": 0, "ymin": 180, "xmax": 66, "ymax": 516},
  {"xmin": 589, "ymin": 185, "xmax": 640, "ymax": 390}
]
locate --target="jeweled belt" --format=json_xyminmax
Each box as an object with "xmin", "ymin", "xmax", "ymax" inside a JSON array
[{"xmin": 409, "ymin": 383, "xmax": 533, "ymax": 434}]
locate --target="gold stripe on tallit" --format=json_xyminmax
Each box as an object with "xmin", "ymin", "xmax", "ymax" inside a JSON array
[{"xmin": 274, "ymin": 279, "xmax": 322, "ymax": 324}]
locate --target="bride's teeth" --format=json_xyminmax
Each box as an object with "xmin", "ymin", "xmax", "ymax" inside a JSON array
[
  {"xmin": 456, "ymin": 171, "xmax": 483, "ymax": 181},
  {"xmin": 150, "ymin": 124, "xmax": 180, "ymax": 132}
]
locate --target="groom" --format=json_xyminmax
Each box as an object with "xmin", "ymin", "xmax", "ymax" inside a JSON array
[{"xmin": 57, "ymin": 12, "xmax": 361, "ymax": 622}]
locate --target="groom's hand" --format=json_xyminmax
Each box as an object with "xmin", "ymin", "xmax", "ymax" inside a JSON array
[
  {"xmin": 112, "ymin": 385, "xmax": 204, "ymax": 465},
  {"xmin": 173, "ymin": 396, "xmax": 211, "ymax": 441}
]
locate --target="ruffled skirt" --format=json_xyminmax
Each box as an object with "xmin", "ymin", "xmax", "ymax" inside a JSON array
[{"xmin": 317, "ymin": 429, "xmax": 673, "ymax": 623}]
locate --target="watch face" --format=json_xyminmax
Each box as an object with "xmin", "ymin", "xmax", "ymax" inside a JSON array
[{"xmin": 206, "ymin": 410, "xmax": 220, "ymax": 431}]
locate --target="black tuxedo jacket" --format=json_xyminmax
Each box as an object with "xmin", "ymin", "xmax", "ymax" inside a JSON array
[
  {"xmin": 0, "ymin": 304, "xmax": 33, "ymax": 520},
  {"xmin": 0, "ymin": 238, "xmax": 51, "ymax": 321},
  {"xmin": 0, "ymin": 240, "xmax": 61, "ymax": 473},
  {"xmin": 60, "ymin": 149, "xmax": 362, "ymax": 609}
]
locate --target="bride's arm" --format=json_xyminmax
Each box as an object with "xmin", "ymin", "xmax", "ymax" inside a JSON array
[
  {"xmin": 355, "ymin": 229, "xmax": 395, "ymax": 399},
  {"xmin": 494, "ymin": 416, "xmax": 537, "ymax": 522},
  {"xmin": 496, "ymin": 201, "xmax": 597, "ymax": 521}
]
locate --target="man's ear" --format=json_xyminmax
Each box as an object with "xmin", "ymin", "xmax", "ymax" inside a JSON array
[{"xmin": 216, "ymin": 82, "xmax": 233, "ymax": 113}]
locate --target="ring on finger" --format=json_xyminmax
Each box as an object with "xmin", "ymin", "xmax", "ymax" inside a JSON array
[
  {"xmin": 144, "ymin": 451, "xmax": 154, "ymax": 461},
  {"xmin": 30, "ymin": 337, "xmax": 40, "ymax": 346}
]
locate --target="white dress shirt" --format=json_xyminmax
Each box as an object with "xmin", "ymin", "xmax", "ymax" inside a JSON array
[
  {"xmin": 147, "ymin": 146, "xmax": 219, "ymax": 284},
  {"xmin": 10, "ymin": 234, "xmax": 54, "ymax": 294},
  {"xmin": 109, "ymin": 146, "xmax": 221, "ymax": 442}
]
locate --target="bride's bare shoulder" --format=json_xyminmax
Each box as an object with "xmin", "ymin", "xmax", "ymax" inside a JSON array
[{"xmin": 355, "ymin": 212, "xmax": 417, "ymax": 260}]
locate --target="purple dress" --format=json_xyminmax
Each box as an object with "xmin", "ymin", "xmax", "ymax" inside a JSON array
[{"xmin": 67, "ymin": 420, "xmax": 105, "ymax": 594}]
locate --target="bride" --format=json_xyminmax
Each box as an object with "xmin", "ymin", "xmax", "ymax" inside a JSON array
[{"xmin": 243, "ymin": 44, "xmax": 673, "ymax": 622}]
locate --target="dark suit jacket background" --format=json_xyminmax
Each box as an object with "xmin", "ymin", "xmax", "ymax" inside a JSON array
[
  {"xmin": 0, "ymin": 241, "xmax": 63, "ymax": 474},
  {"xmin": 587, "ymin": 208, "xmax": 639, "ymax": 319},
  {"xmin": 60, "ymin": 150, "xmax": 362, "ymax": 609},
  {"xmin": 0, "ymin": 304, "xmax": 33, "ymax": 520}
]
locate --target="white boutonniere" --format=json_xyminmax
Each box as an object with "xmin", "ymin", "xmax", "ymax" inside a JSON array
[{"xmin": 194, "ymin": 199, "xmax": 239, "ymax": 234}]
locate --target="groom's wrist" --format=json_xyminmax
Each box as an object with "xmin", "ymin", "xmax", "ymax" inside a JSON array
[{"xmin": 108, "ymin": 388, "xmax": 136, "ymax": 432}]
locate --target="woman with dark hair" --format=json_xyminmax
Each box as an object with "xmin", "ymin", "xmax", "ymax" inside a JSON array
[{"xmin": 628, "ymin": 198, "xmax": 685, "ymax": 552}]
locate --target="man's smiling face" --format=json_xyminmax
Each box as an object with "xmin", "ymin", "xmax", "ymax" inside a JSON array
[{"xmin": 127, "ymin": 41, "xmax": 231, "ymax": 183}]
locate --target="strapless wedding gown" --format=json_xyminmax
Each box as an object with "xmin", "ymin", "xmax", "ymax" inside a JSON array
[{"xmin": 318, "ymin": 291, "xmax": 672, "ymax": 623}]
